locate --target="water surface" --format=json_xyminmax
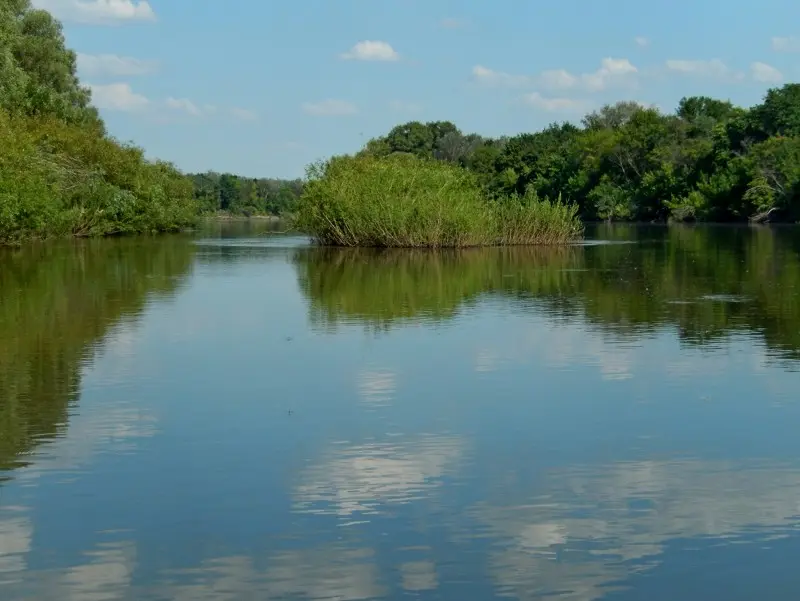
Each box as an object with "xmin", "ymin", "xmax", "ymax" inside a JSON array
[{"xmin": 2, "ymin": 223, "xmax": 800, "ymax": 600}]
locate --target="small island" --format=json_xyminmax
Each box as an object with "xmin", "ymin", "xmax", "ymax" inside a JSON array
[{"xmin": 293, "ymin": 153, "xmax": 583, "ymax": 247}]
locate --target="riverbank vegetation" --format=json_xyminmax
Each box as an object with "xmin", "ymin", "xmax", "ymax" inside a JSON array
[
  {"xmin": 294, "ymin": 153, "xmax": 582, "ymax": 247},
  {"xmin": 294, "ymin": 84, "xmax": 800, "ymax": 246},
  {"xmin": 5, "ymin": 3, "xmax": 800, "ymax": 246},
  {"xmin": 189, "ymin": 172, "xmax": 303, "ymax": 217},
  {"xmin": 0, "ymin": 1, "xmax": 196, "ymax": 244},
  {"xmin": 355, "ymin": 87, "xmax": 800, "ymax": 224}
]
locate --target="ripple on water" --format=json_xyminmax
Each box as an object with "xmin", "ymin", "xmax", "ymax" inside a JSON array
[
  {"xmin": 193, "ymin": 235, "xmax": 311, "ymax": 249},
  {"xmin": 700, "ymin": 294, "xmax": 751, "ymax": 303},
  {"xmin": 572, "ymin": 239, "xmax": 638, "ymax": 247}
]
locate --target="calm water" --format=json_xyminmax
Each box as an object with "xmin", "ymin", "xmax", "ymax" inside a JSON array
[{"xmin": 2, "ymin": 223, "xmax": 800, "ymax": 600}]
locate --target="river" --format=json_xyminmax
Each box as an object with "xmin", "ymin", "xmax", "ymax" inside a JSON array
[{"xmin": 2, "ymin": 222, "xmax": 800, "ymax": 600}]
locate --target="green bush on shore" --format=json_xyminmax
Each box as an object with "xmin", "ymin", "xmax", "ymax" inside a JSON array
[
  {"xmin": 294, "ymin": 153, "xmax": 583, "ymax": 247},
  {"xmin": 0, "ymin": 113, "xmax": 197, "ymax": 244},
  {"xmin": 0, "ymin": 1, "xmax": 197, "ymax": 245}
]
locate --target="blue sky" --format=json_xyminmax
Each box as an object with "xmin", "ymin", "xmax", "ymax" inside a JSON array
[{"xmin": 33, "ymin": 0, "xmax": 800, "ymax": 178}]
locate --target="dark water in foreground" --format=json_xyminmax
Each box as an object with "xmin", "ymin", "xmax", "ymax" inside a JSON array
[{"xmin": 2, "ymin": 223, "xmax": 800, "ymax": 600}]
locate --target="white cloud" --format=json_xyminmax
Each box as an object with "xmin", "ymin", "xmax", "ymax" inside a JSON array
[
  {"xmin": 635, "ymin": 36, "xmax": 650, "ymax": 47},
  {"xmin": 4, "ymin": 538, "xmax": 137, "ymax": 601},
  {"xmin": 472, "ymin": 65, "xmax": 530, "ymax": 88},
  {"xmin": 522, "ymin": 92, "xmax": 586, "ymax": 112},
  {"xmin": 388, "ymin": 99, "xmax": 422, "ymax": 113},
  {"xmin": 76, "ymin": 53, "xmax": 157, "ymax": 77},
  {"xmin": 665, "ymin": 58, "xmax": 744, "ymax": 82},
  {"xmin": 473, "ymin": 58, "xmax": 638, "ymax": 92},
  {"xmin": 91, "ymin": 93, "xmax": 253, "ymax": 121},
  {"xmin": 357, "ymin": 369, "xmax": 396, "ymax": 407},
  {"xmin": 340, "ymin": 40, "xmax": 399, "ymax": 62},
  {"xmin": 165, "ymin": 97, "xmax": 203, "ymax": 116},
  {"xmin": 400, "ymin": 561, "xmax": 438, "ymax": 592},
  {"xmin": 0, "ymin": 512, "xmax": 32, "ymax": 577},
  {"xmin": 580, "ymin": 58, "xmax": 638, "ymax": 91},
  {"xmin": 88, "ymin": 82, "xmax": 149, "ymax": 111},
  {"xmin": 302, "ymin": 99, "xmax": 358, "ymax": 116},
  {"xmin": 666, "ymin": 58, "xmax": 727, "ymax": 75},
  {"xmin": 751, "ymin": 61, "xmax": 783, "ymax": 83},
  {"xmin": 15, "ymin": 404, "xmax": 159, "ymax": 484},
  {"xmin": 477, "ymin": 459, "xmax": 800, "ymax": 600},
  {"xmin": 32, "ymin": 0, "xmax": 155, "ymax": 24},
  {"xmin": 230, "ymin": 107, "xmax": 258, "ymax": 121},
  {"xmin": 294, "ymin": 435, "xmax": 464, "ymax": 516},
  {"xmin": 156, "ymin": 549, "xmax": 385, "ymax": 601},
  {"xmin": 538, "ymin": 69, "xmax": 579, "ymax": 90},
  {"xmin": 772, "ymin": 36, "xmax": 800, "ymax": 52}
]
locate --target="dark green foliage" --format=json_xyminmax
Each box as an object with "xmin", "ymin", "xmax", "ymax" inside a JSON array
[
  {"xmin": 0, "ymin": 0, "xmax": 197, "ymax": 243},
  {"xmin": 751, "ymin": 84, "xmax": 800, "ymax": 139},
  {"xmin": 360, "ymin": 87, "xmax": 800, "ymax": 223},
  {"xmin": 1, "ymin": 0, "xmax": 100, "ymax": 129},
  {"xmin": 188, "ymin": 172, "xmax": 303, "ymax": 216}
]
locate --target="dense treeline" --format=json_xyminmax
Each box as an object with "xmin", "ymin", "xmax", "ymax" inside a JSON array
[
  {"xmin": 5, "ymin": 1, "xmax": 800, "ymax": 245},
  {"xmin": 0, "ymin": 0, "xmax": 197, "ymax": 243},
  {"xmin": 189, "ymin": 172, "xmax": 302, "ymax": 216},
  {"xmin": 359, "ymin": 87, "xmax": 800, "ymax": 223},
  {"xmin": 0, "ymin": 1, "xmax": 303, "ymax": 244}
]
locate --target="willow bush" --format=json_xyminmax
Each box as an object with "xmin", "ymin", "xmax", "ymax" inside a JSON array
[
  {"xmin": 0, "ymin": 113, "xmax": 197, "ymax": 243},
  {"xmin": 0, "ymin": 1, "xmax": 197, "ymax": 244}
]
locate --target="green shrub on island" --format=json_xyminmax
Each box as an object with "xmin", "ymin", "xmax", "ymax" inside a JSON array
[{"xmin": 293, "ymin": 153, "xmax": 583, "ymax": 247}]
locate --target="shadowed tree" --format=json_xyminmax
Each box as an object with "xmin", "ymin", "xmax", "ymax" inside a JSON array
[
  {"xmin": 434, "ymin": 132, "xmax": 487, "ymax": 164},
  {"xmin": 385, "ymin": 121, "xmax": 436, "ymax": 156},
  {"xmin": 582, "ymin": 101, "xmax": 647, "ymax": 131},
  {"xmin": 677, "ymin": 96, "xmax": 737, "ymax": 125},
  {"xmin": 750, "ymin": 83, "xmax": 800, "ymax": 139}
]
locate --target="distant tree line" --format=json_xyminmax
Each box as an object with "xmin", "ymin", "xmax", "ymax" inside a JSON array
[
  {"xmin": 188, "ymin": 172, "xmax": 303, "ymax": 216},
  {"xmin": 357, "ymin": 85, "xmax": 800, "ymax": 223}
]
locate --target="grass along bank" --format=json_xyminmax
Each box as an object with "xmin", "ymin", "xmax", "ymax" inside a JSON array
[{"xmin": 293, "ymin": 154, "xmax": 583, "ymax": 247}]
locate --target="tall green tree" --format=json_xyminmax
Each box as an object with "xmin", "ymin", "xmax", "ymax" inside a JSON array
[
  {"xmin": 354, "ymin": 84, "xmax": 800, "ymax": 223},
  {"xmin": 0, "ymin": 0, "xmax": 196, "ymax": 243},
  {"xmin": 1, "ymin": 0, "xmax": 100, "ymax": 128},
  {"xmin": 750, "ymin": 83, "xmax": 800, "ymax": 139},
  {"xmin": 218, "ymin": 173, "xmax": 240, "ymax": 211}
]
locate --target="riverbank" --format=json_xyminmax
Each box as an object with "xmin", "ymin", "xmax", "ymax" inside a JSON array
[
  {"xmin": 0, "ymin": 3, "xmax": 196, "ymax": 246},
  {"xmin": 0, "ymin": 111, "xmax": 197, "ymax": 245}
]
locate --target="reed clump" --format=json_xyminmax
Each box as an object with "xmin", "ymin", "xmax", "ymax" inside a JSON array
[{"xmin": 294, "ymin": 154, "xmax": 582, "ymax": 247}]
